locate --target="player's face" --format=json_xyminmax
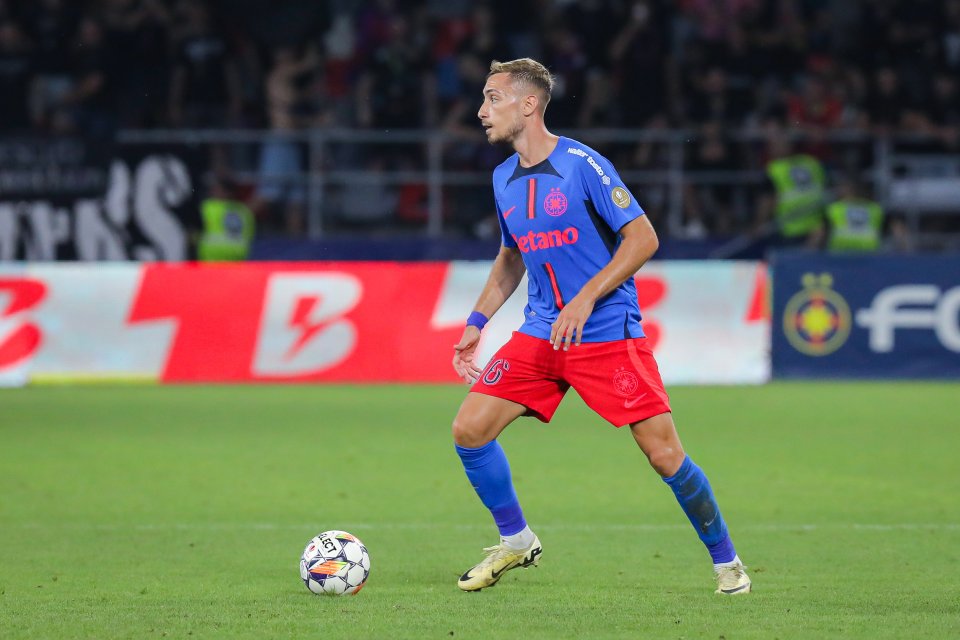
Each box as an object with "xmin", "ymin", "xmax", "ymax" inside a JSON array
[{"xmin": 478, "ymin": 73, "xmax": 524, "ymax": 145}]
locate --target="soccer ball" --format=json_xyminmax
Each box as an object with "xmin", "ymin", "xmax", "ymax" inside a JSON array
[{"xmin": 299, "ymin": 530, "xmax": 370, "ymax": 595}]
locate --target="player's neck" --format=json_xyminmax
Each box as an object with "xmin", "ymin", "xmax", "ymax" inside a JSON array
[{"xmin": 513, "ymin": 124, "xmax": 559, "ymax": 168}]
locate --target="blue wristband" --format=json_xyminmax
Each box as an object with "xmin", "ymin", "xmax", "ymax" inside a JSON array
[{"xmin": 466, "ymin": 311, "xmax": 489, "ymax": 331}]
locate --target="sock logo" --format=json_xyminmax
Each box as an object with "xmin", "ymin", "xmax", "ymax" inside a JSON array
[{"xmin": 482, "ymin": 358, "xmax": 510, "ymax": 385}]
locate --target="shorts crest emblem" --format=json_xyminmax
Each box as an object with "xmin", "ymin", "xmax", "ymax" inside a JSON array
[{"xmin": 612, "ymin": 367, "xmax": 639, "ymax": 396}]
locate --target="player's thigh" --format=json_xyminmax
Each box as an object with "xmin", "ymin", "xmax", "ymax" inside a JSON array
[{"xmin": 452, "ymin": 392, "xmax": 528, "ymax": 448}]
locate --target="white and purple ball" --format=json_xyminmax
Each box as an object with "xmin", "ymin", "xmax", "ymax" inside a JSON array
[{"xmin": 299, "ymin": 530, "xmax": 370, "ymax": 595}]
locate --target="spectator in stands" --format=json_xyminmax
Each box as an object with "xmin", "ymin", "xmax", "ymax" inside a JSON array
[
  {"xmin": 540, "ymin": 23, "xmax": 587, "ymax": 128},
  {"xmin": 576, "ymin": 67, "xmax": 618, "ymax": 129},
  {"xmin": 0, "ymin": 20, "xmax": 33, "ymax": 132},
  {"xmin": 745, "ymin": 0, "xmax": 806, "ymax": 86},
  {"xmin": 787, "ymin": 74, "xmax": 844, "ymax": 132},
  {"xmin": 168, "ymin": 2, "xmax": 241, "ymax": 128},
  {"xmin": 786, "ymin": 73, "xmax": 846, "ymax": 161},
  {"xmin": 197, "ymin": 174, "xmax": 255, "ymax": 261},
  {"xmin": 683, "ymin": 121, "xmax": 740, "ymax": 237},
  {"xmin": 920, "ymin": 71, "xmax": 960, "ymax": 150},
  {"xmin": 684, "ymin": 65, "xmax": 749, "ymax": 127},
  {"xmin": 334, "ymin": 156, "xmax": 398, "ymax": 228},
  {"xmin": 609, "ymin": 1, "xmax": 671, "ymax": 127},
  {"xmin": 354, "ymin": 0, "xmax": 401, "ymax": 63},
  {"xmin": 55, "ymin": 17, "xmax": 118, "ymax": 137},
  {"xmin": 878, "ymin": 0, "xmax": 942, "ymax": 87},
  {"xmin": 252, "ymin": 44, "xmax": 320, "ymax": 234},
  {"xmin": 862, "ymin": 66, "xmax": 922, "ymax": 135},
  {"xmin": 355, "ymin": 13, "xmax": 431, "ymax": 130},
  {"xmin": 319, "ymin": 12, "xmax": 360, "ymax": 127},
  {"xmin": 438, "ymin": 50, "xmax": 509, "ymax": 236},
  {"xmin": 101, "ymin": 0, "xmax": 172, "ymax": 128},
  {"xmin": 23, "ymin": 0, "xmax": 81, "ymax": 131},
  {"xmin": 557, "ymin": 0, "xmax": 617, "ymax": 71},
  {"xmin": 429, "ymin": 2, "xmax": 494, "ymax": 117},
  {"xmin": 487, "ymin": 0, "xmax": 539, "ymax": 59},
  {"xmin": 394, "ymin": 153, "xmax": 430, "ymax": 229},
  {"xmin": 713, "ymin": 24, "xmax": 763, "ymax": 106},
  {"xmin": 679, "ymin": 0, "xmax": 759, "ymax": 45},
  {"xmin": 439, "ymin": 51, "xmax": 491, "ymax": 162},
  {"xmin": 757, "ymin": 130, "xmax": 828, "ymax": 248},
  {"xmin": 942, "ymin": 0, "xmax": 960, "ymax": 72},
  {"xmin": 818, "ymin": 178, "xmax": 885, "ymax": 253}
]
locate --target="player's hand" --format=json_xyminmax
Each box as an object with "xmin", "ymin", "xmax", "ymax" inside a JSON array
[
  {"xmin": 452, "ymin": 326, "xmax": 484, "ymax": 384},
  {"xmin": 550, "ymin": 295, "xmax": 595, "ymax": 350}
]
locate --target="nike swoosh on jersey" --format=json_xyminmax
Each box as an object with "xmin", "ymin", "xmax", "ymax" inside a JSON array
[
  {"xmin": 502, "ymin": 205, "xmax": 517, "ymax": 218},
  {"xmin": 623, "ymin": 393, "xmax": 648, "ymax": 409}
]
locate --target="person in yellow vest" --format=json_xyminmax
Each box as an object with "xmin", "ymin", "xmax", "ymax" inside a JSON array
[
  {"xmin": 822, "ymin": 180, "xmax": 885, "ymax": 252},
  {"xmin": 197, "ymin": 177, "xmax": 255, "ymax": 261},
  {"xmin": 765, "ymin": 147, "xmax": 827, "ymax": 246}
]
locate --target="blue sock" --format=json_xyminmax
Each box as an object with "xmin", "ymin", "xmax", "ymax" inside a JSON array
[
  {"xmin": 663, "ymin": 456, "xmax": 737, "ymax": 564},
  {"xmin": 455, "ymin": 440, "xmax": 527, "ymax": 536}
]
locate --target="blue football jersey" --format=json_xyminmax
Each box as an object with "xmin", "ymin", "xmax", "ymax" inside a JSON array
[{"xmin": 493, "ymin": 136, "xmax": 647, "ymax": 342}]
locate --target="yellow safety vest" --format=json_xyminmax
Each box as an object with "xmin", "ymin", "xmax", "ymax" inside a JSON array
[
  {"xmin": 826, "ymin": 199, "xmax": 884, "ymax": 252},
  {"xmin": 767, "ymin": 155, "xmax": 826, "ymax": 237},
  {"xmin": 198, "ymin": 198, "xmax": 255, "ymax": 261}
]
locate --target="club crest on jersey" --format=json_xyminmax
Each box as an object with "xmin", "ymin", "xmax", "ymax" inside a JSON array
[
  {"xmin": 612, "ymin": 367, "xmax": 639, "ymax": 396},
  {"xmin": 611, "ymin": 187, "xmax": 631, "ymax": 209},
  {"xmin": 543, "ymin": 188, "xmax": 568, "ymax": 216},
  {"xmin": 482, "ymin": 358, "xmax": 511, "ymax": 385}
]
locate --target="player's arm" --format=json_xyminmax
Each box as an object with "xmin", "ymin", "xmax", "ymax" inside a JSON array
[
  {"xmin": 452, "ymin": 244, "xmax": 526, "ymax": 384},
  {"xmin": 550, "ymin": 215, "xmax": 659, "ymax": 349},
  {"xmin": 470, "ymin": 244, "xmax": 526, "ymax": 319}
]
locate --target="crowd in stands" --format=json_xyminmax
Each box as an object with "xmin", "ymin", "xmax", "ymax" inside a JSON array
[{"xmin": 1, "ymin": 0, "xmax": 958, "ymax": 240}]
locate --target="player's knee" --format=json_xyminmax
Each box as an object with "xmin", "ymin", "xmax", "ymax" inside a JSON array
[
  {"xmin": 451, "ymin": 415, "xmax": 489, "ymax": 448},
  {"xmin": 645, "ymin": 446, "xmax": 685, "ymax": 477}
]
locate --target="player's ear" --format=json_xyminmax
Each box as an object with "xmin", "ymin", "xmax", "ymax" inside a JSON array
[{"xmin": 522, "ymin": 94, "xmax": 539, "ymax": 117}]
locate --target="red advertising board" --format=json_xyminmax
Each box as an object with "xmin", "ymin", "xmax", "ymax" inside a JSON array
[
  {"xmin": 128, "ymin": 262, "xmax": 463, "ymax": 382},
  {"xmin": 0, "ymin": 261, "xmax": 769, "ymax": 385}
]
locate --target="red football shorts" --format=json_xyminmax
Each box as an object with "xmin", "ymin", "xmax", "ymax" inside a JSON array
[{"xmin": 470, "ymin": 332, "xmax": 671, "ymax": 427}]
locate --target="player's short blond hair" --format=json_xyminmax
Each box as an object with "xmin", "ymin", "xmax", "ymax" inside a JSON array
[{"xmin": 488, "ymin": 58, "xmax": 554, "ymax": 108}]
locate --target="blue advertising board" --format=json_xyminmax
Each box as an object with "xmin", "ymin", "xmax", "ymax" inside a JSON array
[{"xmin": 772, "ymin": 253, "xmax": 960, "ymax": 379}]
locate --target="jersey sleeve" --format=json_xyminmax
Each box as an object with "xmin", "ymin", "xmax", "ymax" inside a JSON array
[
  {"xmin": 495, "ymin": 192, "xmax": 517, "ymax": 248},
  {"xmin": 579, "ymin": 153, "xmax": 645, "ymax": 233}
]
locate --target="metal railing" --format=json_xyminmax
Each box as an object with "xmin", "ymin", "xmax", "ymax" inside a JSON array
[{"xmin": 117, "ymin": 127, "xmax": 958, "ymax": 244}]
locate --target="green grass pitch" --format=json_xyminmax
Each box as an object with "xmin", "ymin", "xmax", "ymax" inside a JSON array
[{"xmin": 2, "ymin": 382, "xmax": 959, "ymax": 639}]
